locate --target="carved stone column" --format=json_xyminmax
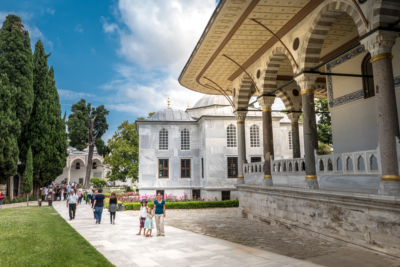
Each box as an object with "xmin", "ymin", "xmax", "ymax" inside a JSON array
[
  {"xmin": 361, "ymin": 31, "xmax": 400, "ymax": 195},
  {"xmin": 288, "ymin": 112, "xmax": 302, "ymax": 158},
  {"xmin": 258, "ymin": 96, "xmax": 275, "ymax": 186},
  {"xmin": 295, "ymin": 74, "xmax": 319, "ymax": 189},
  {"xmin": 235, "ymin": 111, "xmax": 247, "ymax": 183}
]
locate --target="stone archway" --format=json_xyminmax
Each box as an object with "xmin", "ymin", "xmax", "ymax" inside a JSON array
[
  {"xmin": 300, "ymin": 0, "xmax": 368, "ymax": 71},
  {"xmin": 235, "ymin": 75, "xmax": 256, "ymax": 110}
]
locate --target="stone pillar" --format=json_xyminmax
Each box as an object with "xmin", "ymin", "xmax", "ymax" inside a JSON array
[
  {"xmin": 258, "ymin": 96, "xmax": 276, "ymax": 186},
  {"xmin": 67, "ymin": 167, "xmax": 71, "ymax": 183},
  {"xmin": 235, "ymin": 111, "xmax": 247, "ymax": 183},
  {"xmin": 288, "ymin": 112, "xmax": 302, "ymax": 158},
  {"xmin": 295, "ymin": 74, "xmax": 319, "ymax": 189},
  {"xmin": 361, "ymin": 31, "xmax": 400, "ymax": 195}
]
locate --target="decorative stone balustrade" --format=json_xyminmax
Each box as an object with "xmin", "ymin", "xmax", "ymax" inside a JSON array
[
  {"xmin": 315, "ymin": 147, "xmax": 381, "ymax": 175},
  {"xmin": 243, "ymin": 162, "xmax": 264, "ymax": 174},
  {"xmin": 271, "ymin": 157, "xmax": 306, "ymax": 174}
]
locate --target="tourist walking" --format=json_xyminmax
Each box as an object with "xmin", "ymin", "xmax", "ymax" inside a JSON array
[
  {"xmin": 77, "ymin": 189, "xmax": 83, "ymax": 204},
  {"xmin": 93, "ymin": 189, "xmax": 105, "ymax": 224},
  {"xmin": 86, "ymin": 188, "xmax": 92, "ymax": 204},
  {"xmin": 44, "ymin": 187, "xmax": 48, "ymax": 201},
  {"xmin": 63, "ymin": 187, "xmax": 67, "ymax": 201},
  {"xmin": 153, "ymin": 193, "xmax": 166, "ymax": 236},
  {"xmin": 144, "ymin": 207, "xmax": 154, "ymax": 237},
  {"xmin": 67, "ymin": 185, "xmax": 71, "ymax": 196},
  {"xmin": 66, "ymin": 190, "xmax": 79, "ymax": 220},
  {"xmin": 90, "ymin": 191, "xmax": 97, "ymax": 219},
  {"xmin": 136, "ymin": 199, "xmax": 148, "ymax": 235},
  {"xmin": 0, "ymin": 191, "xmax": 4, "ymax": 209},
  {"xmin": 108, "ymin": 192, "xmax": 117, "ymax": 225}
]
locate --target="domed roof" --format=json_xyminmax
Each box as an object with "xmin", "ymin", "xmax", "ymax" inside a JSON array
[
  {"xmin": 149, "ymin": 108, "xmax": 195, "ymax": 121},
  {"xmin": 193, "ymin": 95, "xmax": 231, "ymax": 108}
]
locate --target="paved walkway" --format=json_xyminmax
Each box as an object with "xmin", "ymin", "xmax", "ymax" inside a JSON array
[{"xmin": 53, "ymin": 201, "xmax": 322, "ymax": 267}]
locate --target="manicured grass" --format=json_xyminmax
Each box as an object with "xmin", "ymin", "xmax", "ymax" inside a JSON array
[
  {"xmin": 0, "ymin": 206, "xmax": 114, "ymax": 267},
  {"xmin": 123, "ymin": 200, "xmax": 239, "ymax": 210}
]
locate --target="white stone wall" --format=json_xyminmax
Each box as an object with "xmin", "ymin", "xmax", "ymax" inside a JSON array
[{"xmin": 329, "ymin": 40, "xmax": 400, "ymax": 154}]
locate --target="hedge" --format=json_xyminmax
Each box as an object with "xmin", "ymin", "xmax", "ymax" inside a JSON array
[{"xmin": 123, "ymin": 200, "xmax": 239, "ymax": 210}]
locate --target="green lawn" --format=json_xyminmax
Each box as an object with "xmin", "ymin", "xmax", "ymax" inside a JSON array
[{"xmin": 0, "ymin": 206, "xmax": 114, "ymax": 267}]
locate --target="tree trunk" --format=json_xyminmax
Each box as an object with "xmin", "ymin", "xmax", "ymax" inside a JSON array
[
  {"xmin": 27, "ymin": 194, "xmax": 29, "ymax": 206},
  {"xmin": 85, "ymin": 145, "xmax": 94, "ymax": 188}
]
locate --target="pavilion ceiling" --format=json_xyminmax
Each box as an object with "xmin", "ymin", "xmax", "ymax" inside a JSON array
[{"xmin": 179, "ymin": 0, "xmax": 358, "ymax": 97}]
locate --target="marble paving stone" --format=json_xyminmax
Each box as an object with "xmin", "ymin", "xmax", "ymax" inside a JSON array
[{"xmin": 52, "ymin": 201, "xmax": 323, "ymax": 267}]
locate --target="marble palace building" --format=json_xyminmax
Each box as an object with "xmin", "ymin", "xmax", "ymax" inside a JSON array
[
  {"xmin": 176, "ymin": 0, "xmax": 400, "ymax": 258},
  {"xmin": 136, "ymin": 95, "xmax": 303, "ymax": 200}
]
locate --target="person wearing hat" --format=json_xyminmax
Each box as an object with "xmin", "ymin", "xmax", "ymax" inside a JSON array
[{"xmin": 136, "ymin": 199, "xmax": 148, "ymax": 235}]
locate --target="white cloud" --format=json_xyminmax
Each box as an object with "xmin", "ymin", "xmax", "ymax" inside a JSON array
[
  {"xmin": 105, "ymin": 0, "xmax": 216, "ymax": 74},
  {"xmin": 58, "ymin": 89, "xmax": 96, "ymax": 101},
  {"xmin": 75, "ymin": 24, "xmax": 83, "ymax": 33}
]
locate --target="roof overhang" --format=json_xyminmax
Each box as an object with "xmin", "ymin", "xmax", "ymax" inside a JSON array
[{"xmin": 179, "ymin": 0, "xmax": 324, "ymax": 95}]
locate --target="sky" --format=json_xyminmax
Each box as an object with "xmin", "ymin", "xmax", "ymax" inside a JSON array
[{"xmin": 2, "ymin": 0, "xmax": 284, "ymax": 143}]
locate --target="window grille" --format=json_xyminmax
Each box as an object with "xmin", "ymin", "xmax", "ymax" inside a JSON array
[
  {"xmin": 92, "ymin": 162, "xmax": 97, "ymax": 169},
  {"xmin": 289, "ymin": 131, "xmax": 292, "ymax": 150},
  {"xmin": 250, "ymin": 125, "xmax": 260, "ymax": 147},
  {"xmin": 181, "ymin": 129, "xmax": 190, "ymax": 150},
  {"xmin": 159, "ymin": 159, "xmax": 169, "ymax": 178},
  {"xmin": 227, "ymin": 124, "xmax": 237, "ymax": 147},
  {"xmin": 251, "ymin": 157, "xmax": 261, "ymax": 163},
  {"xmin": 76, "ymin": 162, "xmax": 80, "ymax": 169},
  {"xmin": 159, "ymin": 129, "xmax": 168, "ymax": 150},
  {"xmin": 181, "ymin": 159, "xmax": 191, "ymax": 178},
  {"xmin": 227, "ymin": 157, "xmax": 238, "ymax": 178}
]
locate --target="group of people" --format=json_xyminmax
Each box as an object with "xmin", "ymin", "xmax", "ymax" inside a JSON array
[
  {"xmin": 136, "ymin": 193, "xmax": 166, "ymax": 237},
  {"xmin": 66, "ymin": 190, "xmax": 167, "ymax": 237},
  {"xmin": 43, "ymin": 181, "xmax": 84, "ymax": 203}
]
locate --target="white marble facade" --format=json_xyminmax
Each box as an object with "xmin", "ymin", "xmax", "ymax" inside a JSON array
[{"xmin": 136, "ymin": 95, "xmax": 303, "ymax": 200}]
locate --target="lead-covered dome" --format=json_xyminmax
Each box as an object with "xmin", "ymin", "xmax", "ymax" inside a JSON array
[
  {"xmin": 149, "ymin": 108, "xmax": 195, "ymax": 121},
  {"xmin": 193, "ymin": 95, "xmax": 231, "ymax": 109}
]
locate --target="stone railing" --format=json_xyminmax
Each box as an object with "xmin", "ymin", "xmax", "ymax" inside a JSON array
[
  {"xmin": 243, "ymin": 162, "xmax": 264, "ymax": 174},
  {"xmin": 271, "ymin": 156, "xmax": 306, "ymax": 174},
  {"xmin": 315, "ymin": 147, "xmax": 380, "ymax": 175}
]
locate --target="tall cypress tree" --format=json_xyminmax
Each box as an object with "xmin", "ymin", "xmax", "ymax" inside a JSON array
[
  {"xmin": 0, "ymin": 14, "xmax": 33, "ymax": 182},
  {"xmin": 0, "ymin": 74, "xmax": 20, "ymax": 183},
  {"xmin": 19, "ymin": 40, "xmax": 68, "ymax": 191},
  {"xmin": 0, "ymin": 14, "xmax": 34, "ymax": 126},
  {"xmin": 22, "ymin": 147, "xmax": 33, "ymax": 206}
]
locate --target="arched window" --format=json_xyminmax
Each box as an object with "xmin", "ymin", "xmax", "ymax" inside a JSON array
[
  {"xmin": 288, "ymin": 131, "xmax": 292, "ymax": 150},
  {"xmin": 250, "ymin": 125, "xmax": 260, "ymax": 147},
  {"xmin": 159, "ymin": 128, "xmax": 168, "ymax": 150},
  {"xmin": 273, "ymin": 164, "xmax": 276, "ymax": 172},
  {"xmin": 362, "ymin": 53, "xmax": 374, "ymax": 99},
  {"xmin": 370, "ymin": 155, "xmax": 378, "ymax": 170},
  {"xmin": 181, "ymin": 128, "xmax": 190, "ymax": 150},
  {"xmin": 76, "ymin": 162, "xmax": 80, "ymax": 169},
  {"xmin": 278, "ymin": 163, "xmax": 281, "ymax": 172},
  {"xmin": 301, "ymin": 161, "xmax": 305, "ymax": 171},
  {"xmin": 295, "ymin": 162, "xmax": 299, "ymax": 172},
  {"xmin": 283, "ymin": 163, "xmax": 287, "ymax": 172},
  {"xmin": 92, "ymin": 162, "xmax": 97, "ymax": 169},
  {"xmin": 337, "ymin": 157, "xmax": 342, "ymax": 171},
  {"xmin": 346, "ymin": 157, "xmax": 353, "ymax": 171},
  {"xmin": 227, "ymin": 124, "xmax": 237, "ymax": 147},
  {"xmin": 319, "ymin": 159, "xmax": 324, "ymax": 171},
  {"xmin": 289, "ymin": 162, "xmax": 292, "ymax": 172},
  {"xmin": 358, "ymin": 156, "xmax": 365, "ymax": 171}
]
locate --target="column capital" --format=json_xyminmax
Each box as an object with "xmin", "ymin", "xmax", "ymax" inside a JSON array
[
  {"xmin": 257, "ymin": 96, "xmax": 275, "ymax": 111},
  {"xmin": 235, "ymin": 110, "xmax": 247, "ymax": 122},
  {"xmin": 360, "ymin": 30, "xmax": 397, "ymax": 58},
  {"xmin": 294, "ymin": 73, "xmax": 319, "ymax": 91},
  {"xmin": 287, "ymin": 112, "xmax": 302, "ymax": 123}
]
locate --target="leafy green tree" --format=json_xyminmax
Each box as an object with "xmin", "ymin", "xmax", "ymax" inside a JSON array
[
  {"xmin": 0, "ymin": 14, "xmax": 34, "ymax": 126},
  {"xmin": 22, "ymin": 147, "xmax": 33, "ymax": 206},
  {"xmin": 0, "ymin": 74, "xmax": 20, "ymax": 183},
  {"xmin": 66, "ymin": 100, "xmax": 109, "ymax": 188},
  {"xmin": 104, "ymin": 112, "xmax": 154, "ymax": 182},
  {"xmin": 90, "ymin": 177, "xmax": 107, "ymax": 188},
  {"xmin": 315, "ymin": 99, "xmax": 332, "ymax": 145},
  {"xmin": 19, "ymin": 40, "xmax": 68, "ymax": 192}
]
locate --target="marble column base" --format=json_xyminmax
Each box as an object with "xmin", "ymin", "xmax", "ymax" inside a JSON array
[
  {"xmin": 236, "ymin": 178, "xmax": 244, "ymax": 184},
  {"xmin": 304, "ymin": 179, "xmax": 319, "ymax": 189},
  {"xmin": 263, "ymin": 178, "xmax": 273, "ymax": 186},
  {"xmin": 378, "ymin": 181, "xmax": 400, "ymax": 196}
]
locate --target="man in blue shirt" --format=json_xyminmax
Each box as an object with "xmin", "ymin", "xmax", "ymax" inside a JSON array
[
  {"xmin": 66, "ymin": 190, "xmax": 79, "ymax": 221},
  {"xmin": 90, "ymin": 191, "xmax": 97, "ymax": 219},
  {"xmin": 93, "ymin": 189, "xmax": 105, "ymax": 224}
]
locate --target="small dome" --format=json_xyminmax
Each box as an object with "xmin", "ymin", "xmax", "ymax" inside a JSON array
[
  {"xmin": 149, "ymin": 109, "xmax": 195, "ymax": 121},
  {"xmin": 193, "ymin": 95, "xmax": 231, "ymax": 108}
]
